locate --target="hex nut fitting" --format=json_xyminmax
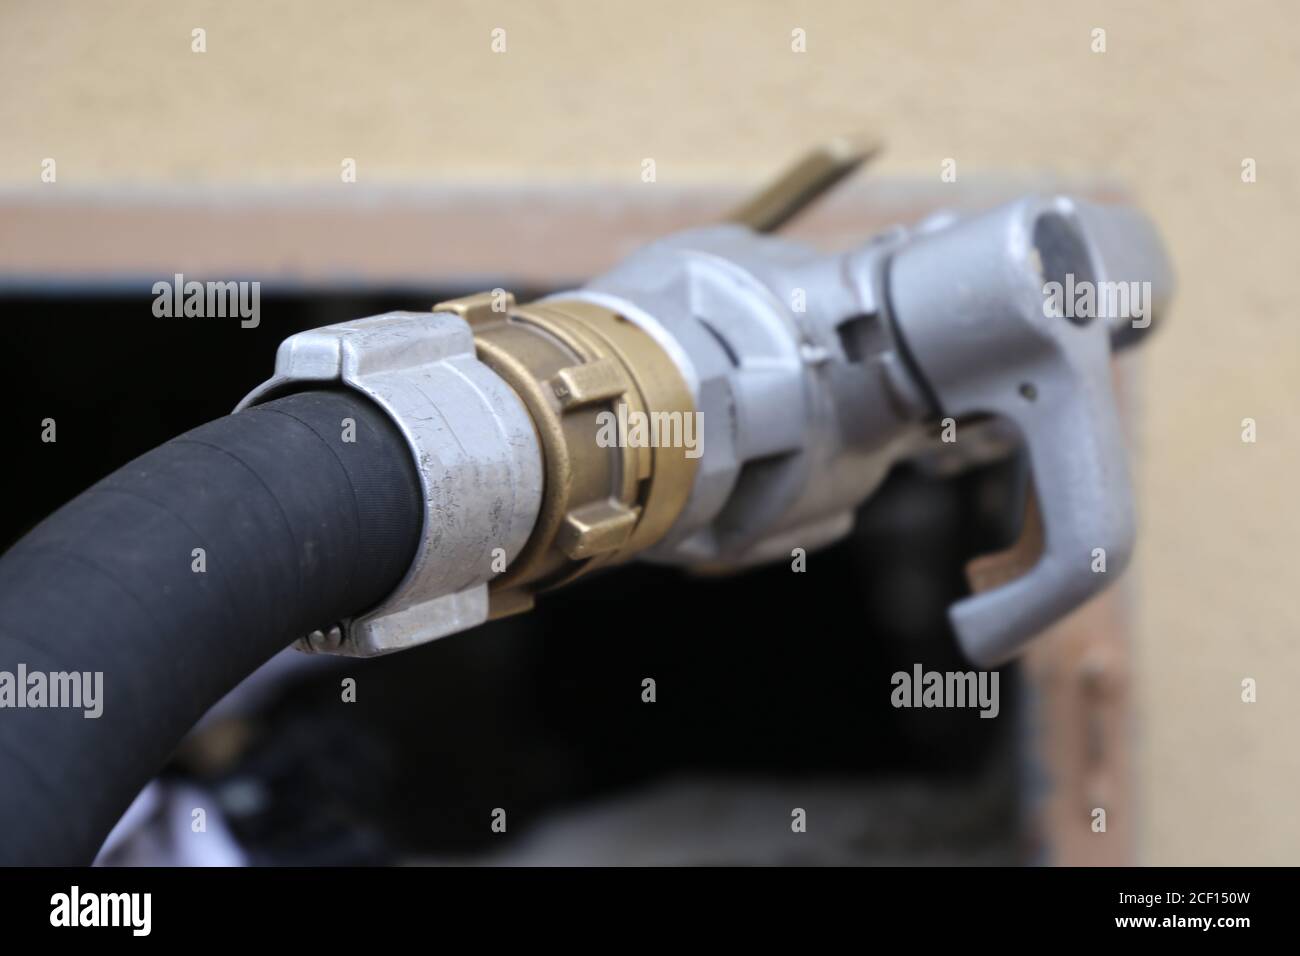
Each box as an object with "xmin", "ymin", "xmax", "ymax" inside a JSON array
[{"xmin": 437, "ymin": 292, "xmax": 698, "ymax": 617}]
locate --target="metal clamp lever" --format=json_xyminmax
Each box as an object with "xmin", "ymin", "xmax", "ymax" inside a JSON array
[{"xmin": 888, "ymin": 196, "xmax": 1169, "ymax": 665}]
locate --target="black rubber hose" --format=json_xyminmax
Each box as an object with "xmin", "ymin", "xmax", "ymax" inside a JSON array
[{"xmin": 0, "ymin": 389, "xmax": 422, "ymax": 865}]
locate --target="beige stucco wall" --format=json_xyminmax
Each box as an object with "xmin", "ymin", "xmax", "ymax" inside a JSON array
[{"xmin": 2, "ymin": 0, "xmax": 1296, "ymax": 863}]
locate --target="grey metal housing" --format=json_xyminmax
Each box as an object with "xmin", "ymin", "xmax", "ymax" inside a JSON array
[{"xmin": 570, "ymin": 195, "xmax": 1170, "ymax": 664}]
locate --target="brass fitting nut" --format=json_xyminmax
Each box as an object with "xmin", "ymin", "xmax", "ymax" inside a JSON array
[{"xmin": 434, "ymin": 292, "xmax": 698, "ymax": 617}]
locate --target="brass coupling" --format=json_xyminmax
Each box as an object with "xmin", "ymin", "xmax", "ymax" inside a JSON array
[{"xmin": 435, "ymin": 292, "xmax": 698, "ymax": 618}]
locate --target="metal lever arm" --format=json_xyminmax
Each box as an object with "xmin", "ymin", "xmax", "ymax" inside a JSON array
[{"xmin": 888, "ymin": 196, "xmax": 1156, "ymax": 665}]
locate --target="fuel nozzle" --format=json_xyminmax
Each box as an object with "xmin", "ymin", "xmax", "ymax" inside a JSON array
[{"xmin": 241, "ymin": 138, "xmax": 1172, "ymax": 665}]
